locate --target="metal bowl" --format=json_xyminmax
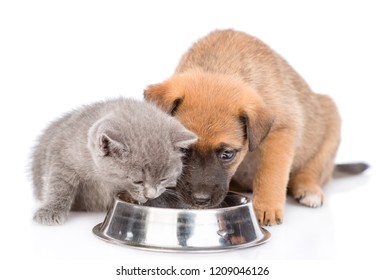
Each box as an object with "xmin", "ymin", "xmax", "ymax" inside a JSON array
[{"xmin": 92, "ymin": 190, "xmax": 270, "ymax": 252}]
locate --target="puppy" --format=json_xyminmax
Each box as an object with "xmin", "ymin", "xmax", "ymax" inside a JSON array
[{"xmin": 144, "ymin": 29, "xmax": 366, "ymax": 225}]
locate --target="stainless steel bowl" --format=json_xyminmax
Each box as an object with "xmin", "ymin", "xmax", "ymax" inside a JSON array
[{"xmin": 92, "ymin": 190, "xmax": 270, "ymax": 252}]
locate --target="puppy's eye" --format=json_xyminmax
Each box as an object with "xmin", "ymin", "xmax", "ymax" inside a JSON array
[
  {"xmin": 133, "ymin": 180, "xmax": 144, "ymax": 185},
  {"xmin": 220, "ymin": 150, "xmax": 236, "ymax": 161}
]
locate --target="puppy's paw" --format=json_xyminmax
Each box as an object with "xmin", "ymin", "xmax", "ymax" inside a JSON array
[
  {"xmin": 296, "ymin": 193, "xmax": 323, "ymax": 208},
  {"xmin": 33, "ymin": 207, "xmax": 68, "ymax": 225},
  {"xmin": 290, "ymin": 185, "xmax": 324, "ymax": 208},
  {"xmin": 253, "ymin": 198, "xmax": 284, "ymax": 226}
]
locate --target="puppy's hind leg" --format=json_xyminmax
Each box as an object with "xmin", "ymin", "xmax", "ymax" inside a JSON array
[{"xmin": 289, "ymin": 95, "xmax": 341, "ymax": 207}]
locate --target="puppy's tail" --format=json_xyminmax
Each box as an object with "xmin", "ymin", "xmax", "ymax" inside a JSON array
[{"xmin": 333, "ymin": 162, "xmax": 369, "ymax": 177}]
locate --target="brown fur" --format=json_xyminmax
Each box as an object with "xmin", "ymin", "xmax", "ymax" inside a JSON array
[{"xmin": 145, "ymin": 29, "xmax": 342, "ymax": 225}]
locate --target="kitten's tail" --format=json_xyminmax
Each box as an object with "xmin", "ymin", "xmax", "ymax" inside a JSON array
[{"xmin": 333, "ymin": 162, "xmax": 369, "ymax": 177}]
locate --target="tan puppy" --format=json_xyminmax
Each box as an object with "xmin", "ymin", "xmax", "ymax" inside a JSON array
[{"xmin": 144, "ymin": 29, "xmax": 365, "ymax": 225}]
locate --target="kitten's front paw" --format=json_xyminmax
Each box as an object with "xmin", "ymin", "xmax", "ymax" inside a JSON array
[
  {"xmin": 33, "ymin": 207, "xmax": 68, "ymax": 225},
  {"xmin": 253, "ymin": 197, "xmax": 284, "ymax": 226}
]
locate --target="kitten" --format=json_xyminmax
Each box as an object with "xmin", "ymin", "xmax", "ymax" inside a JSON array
[{"xmin": 31, "ymin": 97, "xmax": 197, "ymax": 225}]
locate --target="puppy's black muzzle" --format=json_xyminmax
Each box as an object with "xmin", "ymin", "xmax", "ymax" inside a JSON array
[{"xmin": 178, "ymin": 149, "xmax": 230, "ymax": 208}]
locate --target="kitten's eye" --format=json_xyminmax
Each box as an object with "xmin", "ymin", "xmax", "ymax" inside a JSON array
[
  {"xmin": 219, "ymin": 149, "xmax": 237, "ymax": 162},
  {"xmin": 160, "ymin": 178, "xmax": 168, "ymax": 183},
  {"xmin": 133, "ymin": 180, "xmax": 144, "ymax": 185}
]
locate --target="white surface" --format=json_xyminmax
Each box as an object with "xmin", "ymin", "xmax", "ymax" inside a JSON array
[{"xmin": 1, "ymin": 0, "xmax": 383, "ymax": 279}]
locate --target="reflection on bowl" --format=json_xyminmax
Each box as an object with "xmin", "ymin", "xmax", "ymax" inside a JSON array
[{"xmin": 92, "ymin": 189, "xmax": 270, "ymax": 252}]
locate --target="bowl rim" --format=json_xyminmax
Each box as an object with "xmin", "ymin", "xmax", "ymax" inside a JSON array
[{"xmin": 115, "ymin": 190, "xmax": 252, "ymax": 213}]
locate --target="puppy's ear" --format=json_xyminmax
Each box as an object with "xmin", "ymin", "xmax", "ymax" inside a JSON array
[
  {"xmin": 240, "ymin": 103, "xmax": 274, "ymax": 152},
  {"xmin": 144, "ymin": 81, "xmax": 184, "ymax": 115}
]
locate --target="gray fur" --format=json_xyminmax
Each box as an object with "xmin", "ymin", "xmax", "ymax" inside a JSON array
[{"xmin": 31, "ymin": 97, "xmax": 197, "ymax": 225}]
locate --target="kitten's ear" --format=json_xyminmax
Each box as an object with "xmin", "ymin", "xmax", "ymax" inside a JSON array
[
  {"xmin": 88, "ymin": 118, "xmax": 128, "ymax": 158},
  {"xmin": 98, "ymin": 133, "xmax": 127, "ymax": 157},
  {"xmin": 170, "ymin": 122, "xmax": 198, "ymax": 149}
]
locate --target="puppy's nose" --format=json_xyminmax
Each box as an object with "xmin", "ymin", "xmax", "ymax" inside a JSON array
[{"xmin": 192, "ymin": 193, "xmax": 211, "ymax": 206}]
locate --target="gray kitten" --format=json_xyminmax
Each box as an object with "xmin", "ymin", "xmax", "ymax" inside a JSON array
[{"xmin": 31, "ymin": 97, "xmax": 197, "ymax": 225}]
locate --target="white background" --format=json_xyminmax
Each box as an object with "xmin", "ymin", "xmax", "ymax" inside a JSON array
[{"xmin": 1, "ymin": 0, "xmax": 383, "ymax": 279}]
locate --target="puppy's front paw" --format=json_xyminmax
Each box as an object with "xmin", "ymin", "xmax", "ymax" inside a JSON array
[
  {"xmin": 253, "ymin": 197, "xmax": 284, "ymax": 226},
  {"xmin": 33, "ymin": 207, "xmax": 68, "ymax": 225}
]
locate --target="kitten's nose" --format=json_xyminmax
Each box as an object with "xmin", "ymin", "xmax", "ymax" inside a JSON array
[
  {"xmin": 192, "ymin": 193, "xmax": 211, "ymax": 207},
  {"xmin": 144, "ymin": 187, "xmax": 157, "ymax": 199}
]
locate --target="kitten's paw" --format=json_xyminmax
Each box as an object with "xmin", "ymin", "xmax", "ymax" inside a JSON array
[
  {"xmin": 33, "ymin": 208, "xmax": 68, "ymax": 225},
  {"xmin": 253, "ymin": 198, "xmax": 284, "ymax": 226}
]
